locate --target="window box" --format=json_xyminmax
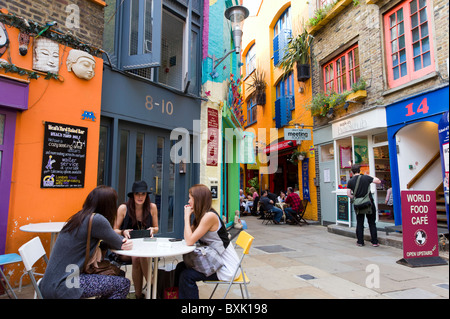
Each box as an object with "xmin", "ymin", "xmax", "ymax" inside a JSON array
[
  {"xmin": 307, "ymin": 0, "xmax": 354, "ymax": 35},
  {"xmin": 346, "ymin": 89, "xmax": 367, "ymax": 102},
  {"xmin": 87, "ymin": 0, "xmax": 107, "ymax": 7}
]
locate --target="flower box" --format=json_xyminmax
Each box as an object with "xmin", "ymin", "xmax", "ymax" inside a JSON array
[
  {"xmin": 307, "ymin": 0, "xmax": 354, "ymax": 35},
  {"xmin": 346, "ymin": 89, "xmax": 367, "ymax": 102}
]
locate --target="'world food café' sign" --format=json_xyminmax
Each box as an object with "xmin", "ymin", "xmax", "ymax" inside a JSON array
[{"xmin": 398, "ymin": 191, "xmax": 447, "ymax": 267}]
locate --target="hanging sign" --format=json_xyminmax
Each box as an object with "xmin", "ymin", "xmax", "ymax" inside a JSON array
[
  {"xmin": 41, "ymin": 122, "xmax": 88, "ymax": 188},
  {"xmin": 438, "ymin": 111, "xmax": 449, "ymax": 229},
  {"xmin": 207, "ymin": 108, "xmax": 219, "ymax": 166},
  {"xmin": 398, "ymin": 191, "xmax": 447, "ymax": 267},
  {"xmin": 302, "ymin": 158, "xmax": 310, "ymax": 201},
  {"xmin": 284, "ymin": 128, "xmax": 311, "ymax": 141}
]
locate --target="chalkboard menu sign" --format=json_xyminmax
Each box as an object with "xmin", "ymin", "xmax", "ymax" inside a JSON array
[
  {"xmin": 41, "ymin": 122, "xmax": 88, "ymax": 188},
  {"xmin": 337, "ymin": 195, "xmax": 350, "ymax": 223}
]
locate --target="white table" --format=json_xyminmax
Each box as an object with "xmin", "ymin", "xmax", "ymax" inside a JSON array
[
  {"xmin": 19, "ymin": 222, "xmax": 66, "ymax": 253},
  {"xmin": 113, "ymin": 237, "xmax": 195, "ymax": 299}
]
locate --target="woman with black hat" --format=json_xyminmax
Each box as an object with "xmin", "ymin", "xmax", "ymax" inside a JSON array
[{"xmin": 114, "ymin": 181, "xmax": 159, "ymax": 298}]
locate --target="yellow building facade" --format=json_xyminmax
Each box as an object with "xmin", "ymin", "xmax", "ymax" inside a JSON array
[{"xmin": 241, "ymin": 0, "xmax": 317, "ymax": 221}]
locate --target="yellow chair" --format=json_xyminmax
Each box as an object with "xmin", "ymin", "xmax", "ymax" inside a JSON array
[{"xmin": 204, "ymin": 231, "xmax": 254, "ymax": 299}]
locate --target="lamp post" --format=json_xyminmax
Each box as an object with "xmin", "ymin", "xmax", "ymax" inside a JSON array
[{"xmin": 210, "ymin": 5, "xmax": 249, "ymax": 78}]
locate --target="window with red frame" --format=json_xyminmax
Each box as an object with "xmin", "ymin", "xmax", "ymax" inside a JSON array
[
  {"xmin": 323, "ymin": 45, "xmax": 360, "ymax": 94},
  {"xmin": 319, "ymin": 0, "xmax": 334, "ymax": 9},
  {"xmin": 384, "ymin": 0, "xmax": 435, "ymax": 88}
]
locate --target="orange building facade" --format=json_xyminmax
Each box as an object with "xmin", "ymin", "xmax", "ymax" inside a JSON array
[
  {"xmin": 0, "ymin": 12, "xmax": 104, "ymax": 286},
  {"xmin": 240, "ymin": 1, "xmax": 318, "ymax": 221}
]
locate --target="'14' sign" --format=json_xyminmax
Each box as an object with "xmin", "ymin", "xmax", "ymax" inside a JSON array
[{"xmin": 405, "ymin": 98, "xmax": 429, "ymax": 117}]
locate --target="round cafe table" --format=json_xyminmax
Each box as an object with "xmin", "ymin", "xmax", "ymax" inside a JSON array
[
  {"xmin": 19, "ymin": 222, "xmax": 66, "ymax": 253},
  {"xmin": 113, "ymin": 237, "xmax": 195, "ymax": 299}
]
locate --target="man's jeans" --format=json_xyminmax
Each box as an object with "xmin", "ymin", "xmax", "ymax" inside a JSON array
[{"xmin": 270, "ymin": 207, "xmax": 283, "ymax": 223}]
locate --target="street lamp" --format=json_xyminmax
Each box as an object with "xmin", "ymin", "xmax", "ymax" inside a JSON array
[{"xmin": 210, "ymin": 5, "xmax": 249, "ymax": 78}]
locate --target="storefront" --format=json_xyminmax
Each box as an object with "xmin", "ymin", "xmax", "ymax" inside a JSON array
[
  {"xmin": 266, "ymin": 139, "xmax": 299, "ymax": 195},
  {"xmin": 325, "ymin": 106, "xmax": 390, "ymax": 227},
  {"xmin": 100, "ymin": 66, "xmax": 201, "ymax": 238},
  {"xmin": 385, "ymin": 85, "xmax": 449, "ymax": 229}
]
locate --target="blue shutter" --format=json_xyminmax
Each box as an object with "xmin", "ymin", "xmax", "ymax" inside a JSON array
[
  {"xmin": 275, "ymin": 97, "xmax": 292, "ymax": 128},
  {"xmin": 120, "ymin": 0, "xmax": 162, "ymax": 70},
  {"xmin": 273, "ymin": 34, "xmax": 280, "ymax": 66},
  {"xmin": 287, "ymin": 94, "xmax": 295, "ymax": 111}
]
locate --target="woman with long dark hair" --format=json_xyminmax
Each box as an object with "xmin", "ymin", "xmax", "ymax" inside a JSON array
[
  {"xmin": 114, "ymin": 180, "xmax": 159, "ymax": 299},
  {"xmin": 176, "ymin": 184, "xmax": 239, "ymax": 299},
  {"xmin": 39, "ymin": 185, "xmax": 133, "ymax": 299}
]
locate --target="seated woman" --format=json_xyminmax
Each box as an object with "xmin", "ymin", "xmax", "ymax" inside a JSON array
[
  {"xmin": 39, "ymin": 186, "xmax": 133, "ymax": 299},
  {"xmin": 114, "ymin": 181, "xmax": 159, "ymax": 299},
  {"xmin": 175, "ymin": 184, "xmax": 240, "ymax": 299}
]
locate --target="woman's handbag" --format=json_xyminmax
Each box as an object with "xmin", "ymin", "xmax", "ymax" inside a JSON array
[
  {"xmin": 83, "ymin": 213, "xmax": 122, "ymax": 276},
  {"xmin": 183, "ymin": 245, "xmax": 224, "ymax": 277},
  {"xmin": 352, "ymin": 176, "xmax": 373, "ymax": 214}
]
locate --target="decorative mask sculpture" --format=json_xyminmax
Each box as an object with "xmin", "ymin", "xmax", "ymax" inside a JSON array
[
  {"xmin": 18, "ymin": 32, "xmax": 31, "ymax": 56},
  {"xmin": 0, "ymin": 22, "xmax": 9, "ymax": 61},
  {"xmin": 33, "ymin": 37, "xmax": 60, "ymax": 73},
  {"xmin": 66, "ymin": 49, "xmax": 96, "ymax": 80}
]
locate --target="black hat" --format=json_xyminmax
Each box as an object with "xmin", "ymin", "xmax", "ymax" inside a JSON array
[{"xmin": 127, "ymin": 181, "xmax": 152, "ymax": 198}]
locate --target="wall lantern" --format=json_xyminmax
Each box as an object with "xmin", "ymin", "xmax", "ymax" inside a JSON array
[{"xmin": 210, "ymin": 5, "xmax": 249, "ymax": 78}]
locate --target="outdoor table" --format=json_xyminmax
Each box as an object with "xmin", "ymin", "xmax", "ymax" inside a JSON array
[
  {"xmin": 19, "ymin": 222, "xmax": 66, "ymax": 253},
  {"xmin": 113, "ymin": 237, "xmax": 195, "ymax": 299}
]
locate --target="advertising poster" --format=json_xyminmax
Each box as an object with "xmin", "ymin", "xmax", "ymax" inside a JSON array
[
  {"xmin": 41, "ymin": 122, "xmax": 88, "ymax": 188},
  {"xmin": 400, "ymin": 191, "xmax": 439, "ymax": 260},
  {"xmin": 207, "ymin": 108, "xmax": 219, "ymax": 166}
]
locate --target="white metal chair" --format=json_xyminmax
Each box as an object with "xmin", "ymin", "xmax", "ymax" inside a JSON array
[
  {"xmin": 18, "ymin": 237, "xmax": 48, "ymax": 299},
  {"xmin": 204, "ymin": 231, "xmax": 254, "ymax": 299},
  {"xmin": 0, "ymin": 253, "xmax": 22, "ymax": 299}
]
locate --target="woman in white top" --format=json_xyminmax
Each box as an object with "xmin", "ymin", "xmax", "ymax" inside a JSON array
[{"xmin": 176, "ymin": 184, "xmax": 239, "ymax": 299}]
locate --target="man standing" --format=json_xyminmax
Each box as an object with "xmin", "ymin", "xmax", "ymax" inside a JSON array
[
  {"xmin": 347, "ymin": 164, "xmax": 381, "ymax": 247},
  {"xmin": 259, "ymin": 190, "xmax": 283, "ymax": 224},
  {"xmin": 284, "ymin": 187, "xmax": 303, "ymax": 224}
]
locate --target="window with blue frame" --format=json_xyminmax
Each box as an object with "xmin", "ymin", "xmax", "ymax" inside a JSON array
[
  {"xmin": 103, "ymin": 0, "xmax": 201, "ymax": 95},
  {"xmin": 274, "ymin": 72, "xmax": 295, "ymax": 128},
  {"xmin": 273, "ymin": 7, "xmax": 292, "ymax": 66},
  {"xmin": 247, "ymin": 96, "xmax": 257, "ymax": 126}
]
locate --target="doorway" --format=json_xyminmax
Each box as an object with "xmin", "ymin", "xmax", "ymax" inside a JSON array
[{"xmin": 115, "ymin": 122, "xmax": 181, "ymax": 237}]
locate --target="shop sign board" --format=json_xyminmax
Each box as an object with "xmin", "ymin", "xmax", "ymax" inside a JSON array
[
  {"xmin": 41, "ymin": 122, "xmax": 87, "ymax": 188},
  {"xmin": 438, "ymin": 111, "xmax": 449, "ymax": 229},
  {"xmin": 264, "ymin": 140, "xmax": 297, "ymax": 155},
  {"xmin": 284, "ymin": 128, "xmax": 311, "ymax": 141},
  {"xmin": 399, "ymin": 191, "xmax": 446, "ymax": 266},
  {"xmin": 336, "ymin": 195, "xmax": 350, "ymax": 225},
  {"xmin": 207, "ymin": 108, "xmax": 219, "ymax": 166}
]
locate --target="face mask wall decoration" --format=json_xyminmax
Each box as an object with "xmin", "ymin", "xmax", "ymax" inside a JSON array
[
  {"xmin": 33, "ymin": 37, "xmax": 60, "ymax": 73},
  {"xmin": 0, "ymin": 22, "xmax": 9, "ymax": 61},
  {"xmin": 66, "ymin": 49, "xmax": 96, "ymax": 80}
]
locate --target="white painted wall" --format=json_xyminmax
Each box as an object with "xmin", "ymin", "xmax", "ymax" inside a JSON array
[{"xmin": 396, "ymin": 121, "xmax": 442, "ymax": 191}]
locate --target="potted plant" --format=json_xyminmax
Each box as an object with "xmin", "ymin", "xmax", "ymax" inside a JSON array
[
  {"xmin": 246, "ymin": 67, "xmax": 267, "ymax": 105},
  {"xmin": 288, "ymin": 150, "xmax": 308, "ymax": 164},
  {"xmin": 279, "ymin": 28, "xmax": 314, "ymax": 82}
]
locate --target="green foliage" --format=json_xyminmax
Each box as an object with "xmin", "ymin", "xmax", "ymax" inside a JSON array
[{"xmin": 278, "ymin": 28, "xmax": 314, "ymax": 75}]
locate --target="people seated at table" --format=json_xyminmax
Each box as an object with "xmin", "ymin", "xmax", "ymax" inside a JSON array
[
  {"xmin": 284, "ymin": 187, "xmax": 304, "ymax": 225},
  {"xmin": 239, "ymin": 189, "xmax": 246, "ymax": 213},
  {"xmin": 277, "ymin": 190, "xmax": 286, "ymax": 203},
  {"xmin": 114, "ymin": 180, "xmax": 159, "ymax": 299},
  {"xmin": 259, "ymin": 190, "xmax": 284, "ymax": 224},
  {"xmin": 243, "ymin": 187, "xmax": 259, "ymax": 215},
  {"xmin": 175, "ymin": 184, "xmax": 240, "ymax": 299},
  {"xmin": 39, "ymin": 185, "xmax": 133, "ymax": 299}
]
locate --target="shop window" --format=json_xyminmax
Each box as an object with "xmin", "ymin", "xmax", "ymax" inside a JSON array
[
  {"xmin": 383, "ymin": 0, "xmax": 435, "ymax": 88},
  {"xmin": 320, "ymin": 143, "xmax": 334, "ymax": 162},
  {"xmin": 323, "ymin": 45, "xmax": 360, "ymax": 94},
  {"xmin": 246, "ymin": 44, "xmax": 256, "ymax": 76},
  {"xmin": 273, "ymin": 7, "xmax": 291, "ymax": 66}
]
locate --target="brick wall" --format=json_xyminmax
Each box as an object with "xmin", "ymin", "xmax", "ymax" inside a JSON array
[{"xmin": 0, "ymin": 0, "xmax": 105, "ymax": 50}]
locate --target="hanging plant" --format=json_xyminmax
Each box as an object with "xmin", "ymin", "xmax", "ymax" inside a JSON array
[
  {"xmin": 246, "ymin": 66, "xmax": 267, "ymax": 105},
  {"xmin": 279, "ymin": 27, "xmax": 314, "ymax": 82},
  {"xmin": 288, "ymin": 150, "xmax": 308, "ymax": 164}
]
